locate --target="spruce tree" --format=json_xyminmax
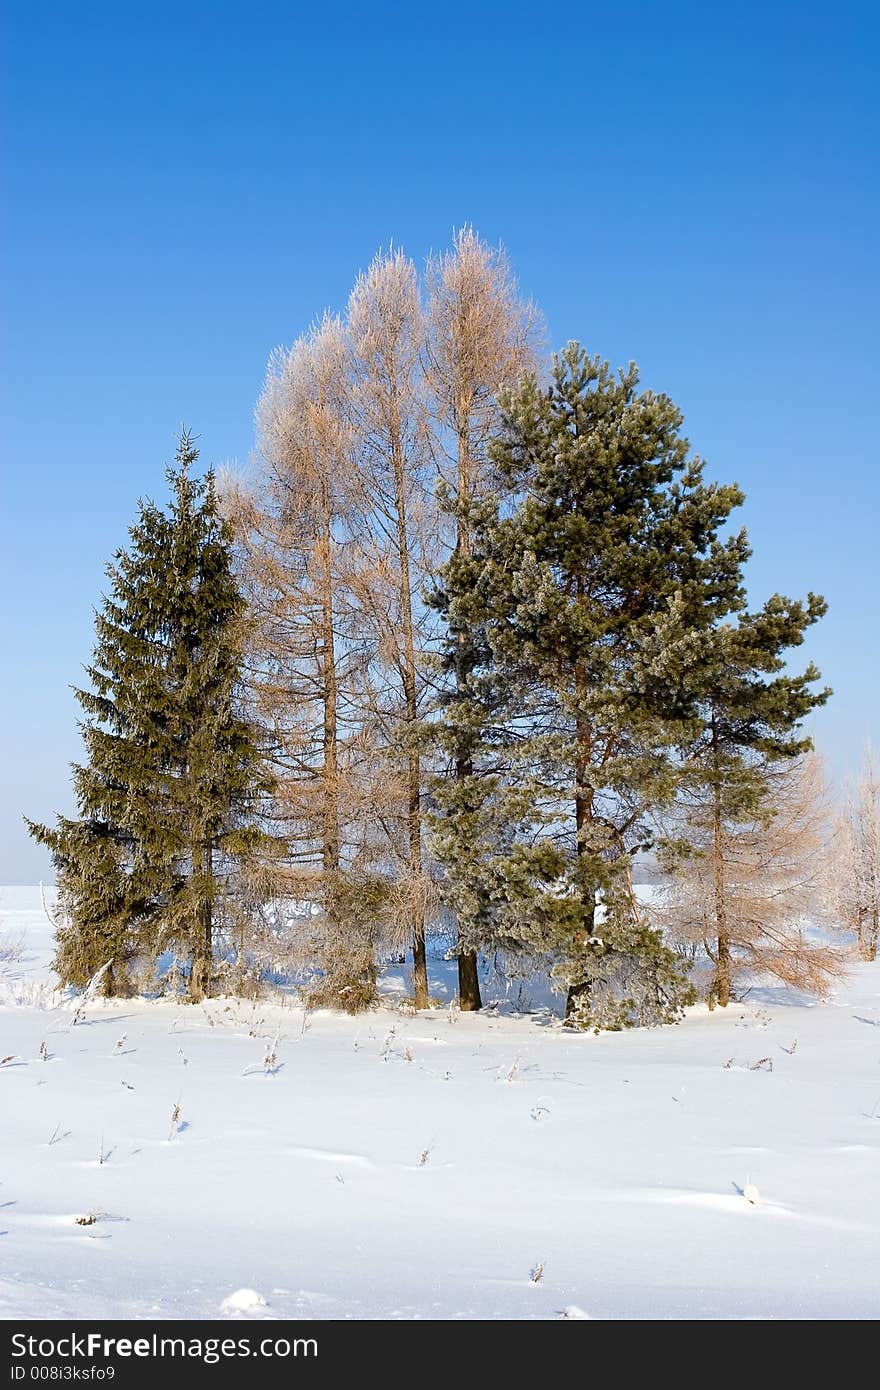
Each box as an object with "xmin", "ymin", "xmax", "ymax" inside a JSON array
[
  {"xmin": 430, "ymin": 345, "xmax": 748, "ymax": 1028},
  {"xmin": 28, "ymin": 433, "xmax": 275, "ymax": 999}
]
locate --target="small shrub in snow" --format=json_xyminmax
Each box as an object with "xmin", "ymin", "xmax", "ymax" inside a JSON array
[
  {"xmin": 168, "ymin": 1101, "xmax": 182, "ymax": 1141},
  {"xmin": 0, "ymin": 929, "xmax": 25, "ymax": 964},
  {"xmin": 263, "ymin": 1034, "xmax": 280, "ymax": 1075}
]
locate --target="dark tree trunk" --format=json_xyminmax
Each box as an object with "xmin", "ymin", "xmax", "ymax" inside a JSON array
[
  {"xmin": 454, "ymin": 745, "xmax": 482, "ymax": 1011},
  {"xmin": 710, "ymin": 723, "xmax": 731, "ymax": 1008},
  {"xmin": 858, "ymin": 908, "xmax": 878, "ymax": 962},
  {"xmin": 713, "ymin": 926, "xmax": 732, "ymax": 1009},
  {"xmin": 565, "ymin": 903, "xmax": 596, "ymax": 1020},
  {"xmin": 320, "ymin": 496, "xmax": 340, "ymax": 880},
  {"xmin": 189, "ymin": 842, "xmax": 213, "ymax": 1002},
  {"xmin": 390, "ymin": 407, "xmax": 429, "ymax": 1010},
  {"xmin": 566, "ymin": 695, "xmax": 594, "ymax": 1022},
  {"xmin": 458, "ymin": 948, "xmax": 482, "ymax": 1011},
  {"xmin": 565, "ymin": 978, "xmax": 589, "ymax": 1018},
  {"xmin": 451, "ymin": 426, "xmax": 482, "ymax": 1012},
  {"xmin": 410, "ymin": 770, "xmax": 430, "ymax": 1009}
]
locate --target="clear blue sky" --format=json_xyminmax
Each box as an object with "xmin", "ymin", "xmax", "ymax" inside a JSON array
[{"xmin": 2, "ymin": 1, "xmax": 877, "ymax": 881}]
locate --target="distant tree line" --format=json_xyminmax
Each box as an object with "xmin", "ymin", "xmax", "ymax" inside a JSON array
[{"xmin": 31, "ymin": 230, "xmax": 873, "ymax": 1026}]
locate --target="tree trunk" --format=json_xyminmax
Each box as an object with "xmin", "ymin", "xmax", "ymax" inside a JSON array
[
  {"xmin": 452, "ymin": 747, "xmax": 481, "ymax": 1007},
  {"xmin": 390, "ymin": 401, "xmax": 429, "ymax": 1010},
  {"xmin": 317, "ymin": 481, "xmax": 372, "ymax": 1003},
  {"xmin": 858, "ymin": 907, "xmax": 878, "ymax": 962},
  {"xmin": 319, "ymin": 492, "xmax": 340, "ymax": 879},
  {"xmin": 458, "ymin": 948, "xmax": 481, "ymax": 1012},
  {"xmin": 189, "ymin": 841, "xmax": 213, "ymax": 1002},
  {"xmin": 564, "ymin": 904, "xmax": 596, "ymax": 1019},
  {"xmin": 452, "ymin": 425, "xmax": 482, "ymax": 1011},
  {"xmin": 408, "ymin": 756, "xmax": 429, "ymax": 1008},
  {"xmin": 710, "ymin": 733, "xmax": 731, "ymax": 1007},
  {"xmin": 713, "ymin": 927, "xmax": 732, "ymax": 1008},
  {"xmin": 565, "ymin": 682, "xmax": 594, "ymax": 1022}
]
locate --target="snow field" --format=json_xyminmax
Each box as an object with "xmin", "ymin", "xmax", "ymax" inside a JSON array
[{"xmin": 1, "ymin": 887, "xmax": 878, "ymax": 1320}]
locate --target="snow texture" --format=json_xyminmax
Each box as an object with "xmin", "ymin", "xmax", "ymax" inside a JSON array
[{"xmin": 1, "ymin": 886, "xmax": 878, "ymax": 1320}]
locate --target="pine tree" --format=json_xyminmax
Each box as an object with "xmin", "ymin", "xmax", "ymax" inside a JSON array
[
  {"xmin": 430, "ymin": 345, "xmax": 748, "ymax": 1028},
  {"xmin": 660, "ymin": 594, "xmax": 830, "ymax": 1005},
  {"xmin": 28, "ymin": 433, "xmax": 275, "ymax": 999}
]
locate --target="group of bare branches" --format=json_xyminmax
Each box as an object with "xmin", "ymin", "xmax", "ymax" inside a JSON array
[
  {"xmin": 223, "ymin": 229, "xmax": 539, "ymax": 1010},
  {"xmin": 658, "ymin": 748, "xmax": 880, "ymax": 1006},
  {"xmin": 833, "ymin": 748, "xmax": 880, "ymax": 962}
]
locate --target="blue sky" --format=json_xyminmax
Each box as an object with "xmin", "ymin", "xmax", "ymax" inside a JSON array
[{"xmin": 2, "ymin": 0, "xmax": 877, "ymax": 881}]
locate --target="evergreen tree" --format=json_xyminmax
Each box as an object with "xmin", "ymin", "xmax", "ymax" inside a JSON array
[
  {"xmin": 28, "ymin": 433, "xmax": 275, "ymax": 999},
  {"xmin": 430, "ymin": 345, "xmax": 748, "ymax": 1028},
  {"xmin": 661, "ymin": 594, "xmax": 831, "ymax": 1005}
]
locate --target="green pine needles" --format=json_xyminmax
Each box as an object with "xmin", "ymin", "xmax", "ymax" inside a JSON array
[
  {"xmin": 28, "ymin": 433, "xmax": 277, "ymax": 999},
  {"xmin": 428, "ymin": 344, "xmax": 827, "ymax": 1029}
]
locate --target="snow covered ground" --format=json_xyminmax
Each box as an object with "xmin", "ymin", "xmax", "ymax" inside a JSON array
[{"xmin": 1, "ymin": 885, "xmax": 878, "ymax": 1321}]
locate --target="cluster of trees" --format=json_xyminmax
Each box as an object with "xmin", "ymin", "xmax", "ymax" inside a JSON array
[{"xmin": 30, "ymin": 230, "xmax": 874, "ymax": 1026}]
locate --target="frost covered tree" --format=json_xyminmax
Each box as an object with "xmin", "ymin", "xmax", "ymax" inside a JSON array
[
  {"xmin": 659, "ymin": 754, "xmax": 843, "ymax": 1001},
  {"xmin": 659, "ymin": 592, "xmax": 831, "ymax": 1006},
  {"xmin": 423, "ymin": 227, "xmax": 539, "ymax": 1010},
  {"xmin": 232, "ymin": 318, "xmax": 385, "ymax": 1011},
  {"xmin": 345, "ymin": 249, "xmax": 437, "ymax": 1008},
  {"xmin": 431, "ymin": 346, "xmax": 747, "ymax": 1029},
  {"xmin": 833, "ymin": 747, "xmax": 880, "ymax": 961},
  {"xmin": 28, "ymin": 434, "xmax": 275, "ymax": 999},
  {"xmin": 231, "ymin": 233, "xmax": 539, "ymax": 1012}
]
